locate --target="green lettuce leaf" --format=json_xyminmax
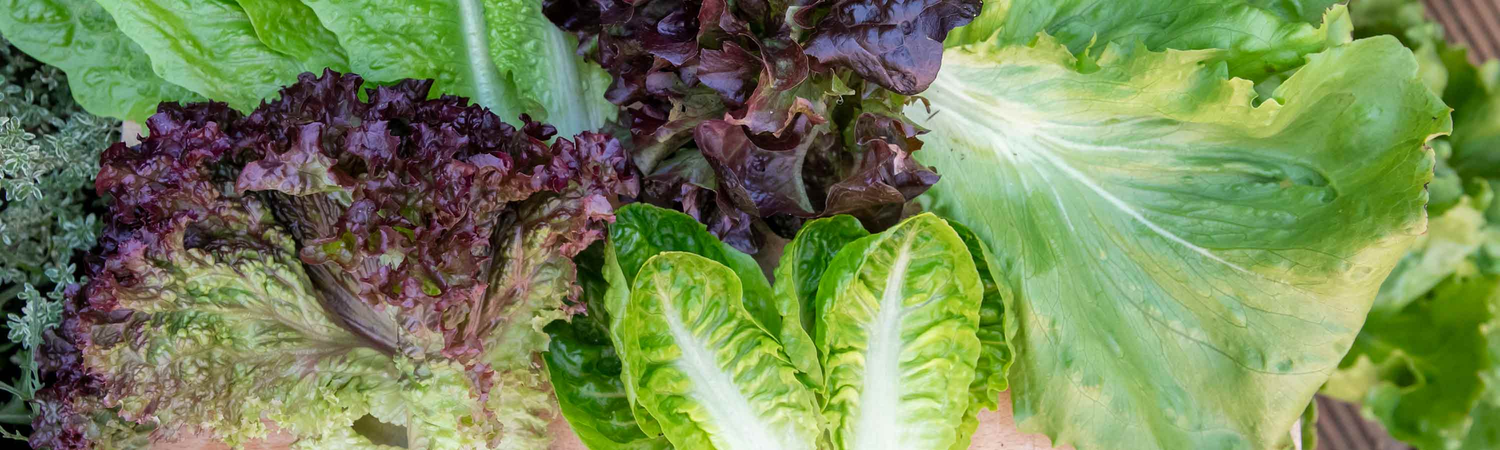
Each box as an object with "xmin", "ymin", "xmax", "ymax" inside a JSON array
[
  {"xmin": 544, "ymin": 245, "xmax": 672, "ymax": 449},
  {"xmin": 93, "ymin": 0, "xmax": 316, "ymax": 111},
  {"xmin": 609, "ymin": 203, "xmax": 822, "ymax": 391},
  {"xmin": 911, "ymin": 30, "xmax": 1447, "ymax": 450},
  {"xmin": 0, "ymin": 0, "xmax": 197, "ymax": 121},
  {"xmin": 772, "ymin": 215, "xmax": 870, "ymax": 339},
  {"xmin": 946, "ymin": 0, "xmax": 1352, "ymax": 82},
  {"xmin": 1, "ymin": 0, "xmax": 613, "ymax": 133},
  {"xmin": 946, "ymin": 220, "xmax": 1015, "ymax": 450},
  {"xmin": 620, "ymin": 252, "xmax": 822, "ymax": 450},
  {"xmin": 817, "ymin": 213, "xmax": 983, "ymax": 450},
  {"xmin": 1346, "ymin": 273, "xmax": 1499, "ymax": 450}
]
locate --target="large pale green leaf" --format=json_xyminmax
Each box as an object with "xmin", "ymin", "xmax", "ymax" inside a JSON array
[
  {"xmin": 94, "ymin": 0, "xmax": 311, "ymax": 111},
  {"xmin": 817, "ymin": 213, "xmax": 983, "ymax": 450},
  {"xmin": 946, "ymin": 0, "xmax": 1352, "ymax": 82},
  {"xmin": 911, "ymin": 33, "xmax": 1447, "ymax": 450},
  {"xmin": 620, "ymin": 252, "xmax": 821, "ymax": 450},
  {"xmin": 609, "ymin": 204, "xmax": 822, "ymax": 390},
  {"xmin": 0, "ymin": 0, "xmax": 197, "ymax": 121}
]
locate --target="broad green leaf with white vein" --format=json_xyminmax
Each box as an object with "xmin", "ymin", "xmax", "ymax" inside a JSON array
[
  {"xmin": 817, "ymin": 213, "xmax": 983, "ymax": 450},
  {"xmin": 911, "ymin": 34, "xmax": 1447, "ymax": 450},
  {"xmin": 619, "ymin": 252, "xmax": 821, "ymax": 450},
  {"xmin": 299, "ymin": 0, "xmax": 614, "ymax": 133}
]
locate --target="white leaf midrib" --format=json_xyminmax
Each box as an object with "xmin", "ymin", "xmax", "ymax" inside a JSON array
[
  {"xmin": 653, "ymin": 274, "xmax": 798, "ymax": 450},
  {"xmin": 851, "ymin": 235, "xmax": 916, "ymax": 450},
  {"xmin": 921, "ymin": 67, "xmax": 1250, "ymax": 274}
]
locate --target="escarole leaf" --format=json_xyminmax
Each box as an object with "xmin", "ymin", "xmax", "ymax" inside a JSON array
[
  {"xmin": 912, "ymin": 30, "xmax": 1447, "ymax": 450},
  {"xmin": 0, "ymin": 0, "xmax": 198, "ymax": 121},
  {"xmin": 620, "ymin": 252, "xmax": 822, "ymax": 450},
  {"xmin": 948, "ymin": 0, "xmax": 1353, "ymax": 83},
  {"xmin": 609, "ymin": 204, "xmax": 822, "ymax": 389},
  {"xmin": 817, "ymin": 213, "xmax": 983, "ymax": 450}
]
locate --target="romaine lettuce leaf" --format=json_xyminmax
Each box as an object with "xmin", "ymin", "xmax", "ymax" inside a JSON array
[
  {"xmin": 0, "ymin": 0, "xmax": 614, "ymax": 134},
  {"xmin": 620, "ymin": 252, "xmax": 823, "ymax": 450},
  {"xmin": 911, "ymin": 23, "xmax": 1447, "ymax": 450},
  {"xmin": 0, "ymin": 0, "xmax": 198, "ymax": 121},
  {"xmin": 817, "ymin": 213, "xmax": 983, "ymax": 450},
  {"xmin": 609, "ymin": 203, "xmax": 822, "ymax": 390}
]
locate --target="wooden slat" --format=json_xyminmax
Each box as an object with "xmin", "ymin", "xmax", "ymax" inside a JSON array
[{"xmin": 1427, "ymin": 0, "xmax": 1500, "ymax": 62}]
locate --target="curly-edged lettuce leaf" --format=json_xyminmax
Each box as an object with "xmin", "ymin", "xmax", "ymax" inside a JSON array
[
  {"xmin": 609, "ymin": 204, "xmax": 821, "ymax": 389},
  {"xmin": 911, "ymin": 30, "xmax": 1447, "ymax": 450},
  {"xmin": 948, "ymin": 0, "xmax": 1353, "ymax": 83},
  {"xmin": 0, "ymin": 0, "xmax": 198, "ymax": 121},
  {"xmin": 620, "ymin": 252, "xmax": 822, "ymax": 450},
  {"xmin": 816, "ymin": 213, "xmax": 983, "ymax": 450},
  {"xmin": 32, "ymin": 72, "xmax": 638, "ymax": 449}
]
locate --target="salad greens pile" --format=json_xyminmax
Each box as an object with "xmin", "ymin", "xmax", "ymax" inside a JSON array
[
  {"xmin": 1315, "ymin": 0, "xmax": 1500, "ymax": 449},
  {"xmin": 0, "ymin": 0, "xmax": 1476, "ymax": 449}
]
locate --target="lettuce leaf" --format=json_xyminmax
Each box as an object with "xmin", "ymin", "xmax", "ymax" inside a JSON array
[
  {"xmin": 0, "ymin": 0, "xmax": 614, "ymax": 133},
  {"xmin": 31, "ymin": 71, "xmax": 638, "ymax": 449},
  {"xmin": 544, "ymin": 0, "xmax": 966, "ymax": 252},
  {"xmin": 911, "ymin": 6, "xmax": 1448, "ymax": 449},
  {"xmin": 0, "ymin": 0, "xmax": 199, "ymax": 121}
]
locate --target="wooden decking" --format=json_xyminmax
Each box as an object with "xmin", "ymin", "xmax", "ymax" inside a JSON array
[{"xmin": 1427, "ymin": 0, "xmax": 1500, "ymax": 62}]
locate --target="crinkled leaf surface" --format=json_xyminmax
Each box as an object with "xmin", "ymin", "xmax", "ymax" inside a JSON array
[
  {"xmin": 911, "ymin": 33, "xmax": 1446, "ymax": 450},
  {"xmin": 816, "ymin": 213, "xmax": 982, "ymax": 450},
  {"xmin": 772, "ymin": 215, "xmax": 870, "ymax": 336},
  {"xmin": 945, "ymin": 220, "xmax": 1014, "ymax": 450},
  {"xmin": 93, "ymin": 0, "xmax": 314, "ymax": 111},
  {"xmin": 5, "ymin": 0, "xmax": 612, "ymax": 133},
  {"xmin": 609, "ymin": 204, "xmax": 821, "ymax": 388},
  {"xmin": 620, "ymin": 252, "xmax": 821, "ymax": 450},
  {"xmin": 0, "ymin": 0, "xmax": 198, "ymax": 121},
  {"xmin": 947, "ymin": 0, "xmax": 1353, "ymax": 83}
]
